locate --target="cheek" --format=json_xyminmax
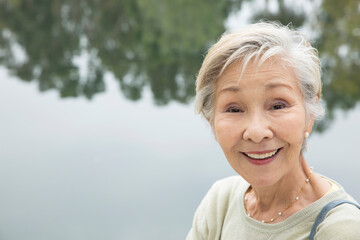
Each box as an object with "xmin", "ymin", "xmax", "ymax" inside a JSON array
[
  {"xmin": 274, "ymin": 113, "xmax": 306, "ymax": 145},
  {"xmin": 214, "ymin": 117, "xmax": 239, "ymax": 148}
]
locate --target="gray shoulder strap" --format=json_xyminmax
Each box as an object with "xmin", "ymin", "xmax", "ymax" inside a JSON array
[{"xmin": 309, "ymin": 199, "xmax": 360, "ymax": 240}]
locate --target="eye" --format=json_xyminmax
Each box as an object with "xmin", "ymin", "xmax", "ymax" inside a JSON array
[
  {"xmin": 271, "ymin": 101, "xmax": 288, "ymax": 110},
  {"xmin": 226, "ymin": 106, "xmax": 242, "ymax": 113}
]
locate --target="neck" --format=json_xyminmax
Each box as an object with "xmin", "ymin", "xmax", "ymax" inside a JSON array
[{"xmin": 245, "ymin": 156, "xmax": 313, "ymax": 222}]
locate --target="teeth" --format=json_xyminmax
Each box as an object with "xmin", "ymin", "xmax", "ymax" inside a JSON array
[{"xmin": 245, "ymin": 149, "xmax": 278, "ymax": 160}]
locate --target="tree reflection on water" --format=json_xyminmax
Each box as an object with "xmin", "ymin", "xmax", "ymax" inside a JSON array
[
  {"xmin": 0, "ymin": 0, "xmax": 359, "ymax": 130},
  {"xmin": 0, "ymin": 0, "xmax": 243, "ymax": 104}
]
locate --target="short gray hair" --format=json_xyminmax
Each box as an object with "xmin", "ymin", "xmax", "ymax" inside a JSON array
[{"xmin": 194, "ymin": 22, "xmax": 325, "ymax": 128}]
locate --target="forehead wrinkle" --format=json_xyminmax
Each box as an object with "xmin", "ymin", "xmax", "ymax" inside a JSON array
[
  {"xmin": 264, "ymin": 80, "xmax": 295, "ymax": 91},
  {"xmin": 217, "ymin": 86, "xmax": 241, "ymax": 96},
  {"xmin": 215, "ymin": 69, "xmax": 243, "ymax": 96},
  {"xmin": 216, "ymin": 60, "xmax": 299, "ymax": 99}
]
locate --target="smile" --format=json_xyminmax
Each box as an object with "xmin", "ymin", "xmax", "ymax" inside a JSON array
[{"xmin": 243, "ymin": 148, "xmax": 280, "ymax": 160}]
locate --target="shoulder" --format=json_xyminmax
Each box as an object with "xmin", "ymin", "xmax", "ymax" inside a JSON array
[
  {"xmin": 315, "ymin": 199, "xmax": 360, "ymax": 239},
  {"xmin": 211, "ymin": 175, "xmax": 245, "ymax": 195},
  {"xmin": 186, "ymin": 176, "xmax": 246, "ymax": 240},
  {"xmin": 312, "ymin": 176, "xmax": 360, "ymax": 239},
  {"xmin": 198, "ymin": 176, "xmax": 246, "ymax": 214}
]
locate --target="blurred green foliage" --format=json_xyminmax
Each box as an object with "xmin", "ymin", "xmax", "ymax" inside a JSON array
[
  {"xmin": 315, "ymin": 0, "xmax": 360, "ymax": 128},
  {"xmin": 0, "ymin": 0, "xmax": 243, "ymax": 103},
  {"xmin": 0, "ymin": 0, "xmax": 359, "ymax": 130}
]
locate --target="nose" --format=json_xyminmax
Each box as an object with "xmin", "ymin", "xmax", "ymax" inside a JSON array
[{"xmin": 243, "ymin": 111, "xmax": 273, "ymax": 143}]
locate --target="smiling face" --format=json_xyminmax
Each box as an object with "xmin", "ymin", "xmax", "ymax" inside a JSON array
[{"xmin": 213, "ymin": 59, "xmax": 313, "ymax": 187}]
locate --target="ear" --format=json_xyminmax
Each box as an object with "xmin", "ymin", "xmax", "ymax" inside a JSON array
[
  {"xmin": 306, "ymin": 115, "xmax": 315, "ymax": 135},
  {"xmin": 210, "ymin": 119, "xmax": 219, "ymax": 142},
  {"xmin": 212, "ymin": 125, "xmax": 218, "ymax": 142}
]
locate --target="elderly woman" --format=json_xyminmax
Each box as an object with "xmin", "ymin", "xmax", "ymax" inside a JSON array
[{"xmin": 187, "ymin": 22, "xmax": 360, "ymax": 239}]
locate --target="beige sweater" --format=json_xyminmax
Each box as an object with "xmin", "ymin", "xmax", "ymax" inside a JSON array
[{"xmin": 187, "ymin": 176, "xmax": 360, "ymax": 240}]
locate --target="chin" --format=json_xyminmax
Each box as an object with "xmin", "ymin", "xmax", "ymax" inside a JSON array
[{"xmin": 239, "ymin": 170, "xmax": 281, "ymax": 188}]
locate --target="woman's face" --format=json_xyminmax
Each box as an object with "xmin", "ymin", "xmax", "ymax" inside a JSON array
[{"xmin": 213, "ymin": 60, "xmax": 313, "ymax": 187}]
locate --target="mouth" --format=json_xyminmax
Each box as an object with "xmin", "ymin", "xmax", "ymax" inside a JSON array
[
  {"xmin": 241, "ymin": 148, "xmax": 282, "ymax": 166},
  {"xmin": 243, "ymin": 148, "xmax": 281, "ymax": 160}
]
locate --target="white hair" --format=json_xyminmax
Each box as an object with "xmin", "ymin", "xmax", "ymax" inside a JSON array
[{"xmin": 195, "ymin": 21, "xmax": 325, "ymax": 125}]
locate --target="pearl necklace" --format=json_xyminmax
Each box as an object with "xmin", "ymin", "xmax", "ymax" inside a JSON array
[{"xmin": 244, "ymin": 167, "xmax": 313, "ymax": 223}]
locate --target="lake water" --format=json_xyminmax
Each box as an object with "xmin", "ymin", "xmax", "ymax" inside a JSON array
[{"xmin": 0, "ymin": 66, "xmax": 359, "ymax": 240}]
